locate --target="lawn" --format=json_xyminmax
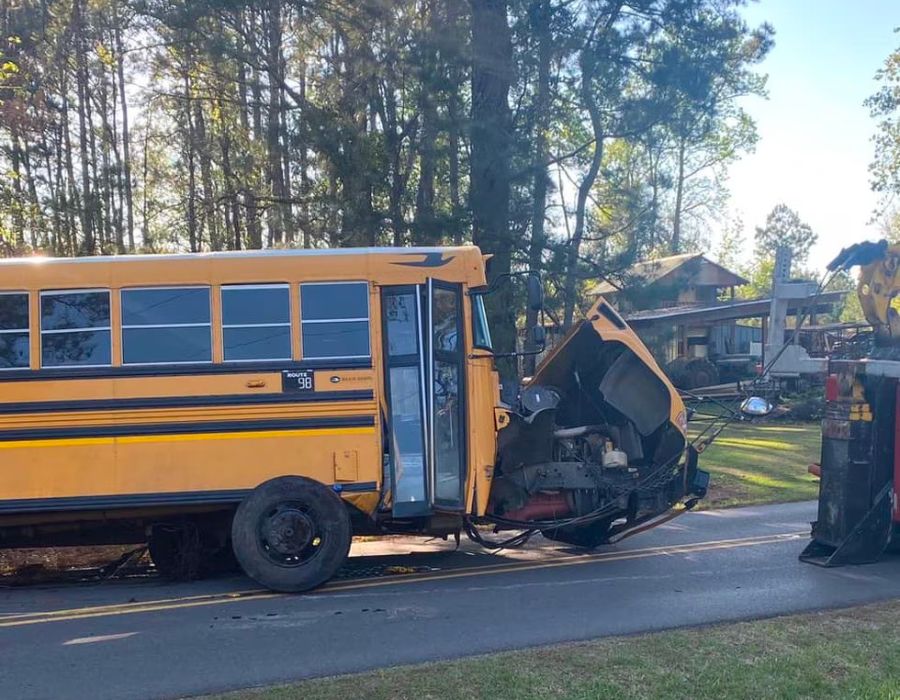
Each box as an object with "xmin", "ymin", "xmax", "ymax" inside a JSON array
[
  {"xmin": 212, "ymin": 600, "xmax": 900, "ymax": 700},
  {"xmin": 692, "ymin": 421, "xmax": 821, "ymax": 508}
]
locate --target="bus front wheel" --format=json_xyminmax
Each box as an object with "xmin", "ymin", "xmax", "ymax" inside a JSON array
[{"xmin": 231, "ymin": 476, "xmax": 351, "ymax": 593}]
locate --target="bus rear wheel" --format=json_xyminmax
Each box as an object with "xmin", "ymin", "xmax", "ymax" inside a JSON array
[{"xmin": 231, "ymin": 476, "xmax": 351, "ymax": 593}]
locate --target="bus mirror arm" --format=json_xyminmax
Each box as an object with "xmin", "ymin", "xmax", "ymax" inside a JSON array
[
  {"xmin": 479, "ymin": 270, "xmax": 543, "ymax": 311},
  {"xmin": 469, "ymin": 270, "xmax": 546, "ymax": 360},
  {"xmin": 472, "ymin": 326, "xmax": 545, "ymax": 360}
]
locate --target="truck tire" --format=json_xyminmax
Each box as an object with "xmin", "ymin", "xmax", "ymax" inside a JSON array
[
  {"xmin": 231, "ymin": 476, "xmax": 351, "ymax": 593},
  {"xmin": 683, "ymin": 358, "xmax": 719, "ymax": 390},
  {"xmin": 665, "ymin": 357, "xmax": 689, "ymax": 388}
]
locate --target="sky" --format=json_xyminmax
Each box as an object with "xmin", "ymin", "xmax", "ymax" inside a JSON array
[{"xmin": 725, "ymin": 0, "xmax": 899, "ymax": 272}]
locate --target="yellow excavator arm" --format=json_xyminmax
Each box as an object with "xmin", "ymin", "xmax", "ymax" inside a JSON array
[{"xmin": 829, "ymin": 239, "xmax": 900, "ymax": 339}]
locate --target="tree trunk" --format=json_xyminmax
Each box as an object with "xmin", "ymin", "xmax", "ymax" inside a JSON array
[
  {"xmin": 73, "ymin": 0, "xmax": 96, "ymax": 254},
  {"xmin": 62, "ymin": 83, "xmax": 82, "ymax": 256},
  {"xmin": 413, "ymin": 98, "xmax": 438, "ymax": 244},
  {"xmin": 265, "ymin": 0, "xmax": 286, "ymax": 245},
  {"xmin": 115, "ymin": 13, "xmax": 135, "ymax": 251},
  {"xmin": 21, "ymin": 137, "xmax": 45, "ymax": 249},
  {"xmin": 298, "ymin": 59, "xmax": 311, "ymax": 248},
  {"xmin": 281, "ymin": 85, "xmax": 294, "ymax": 243},
  {"xmin": 98, "ymin": 67, "xmax": 120, "ymax": 253},
  {"xmin": 446, "ymin": 0, "xmax": 465, "ymax": 246},
  {"xmin": 470, "ymin": 0, "xmax": 515, "ymax": 379},
  {"xmin": 193, "ymin": 101, "xmax": 220, "ymax": 250},
  {"xmin": 562, "ymin": 5, "xmax": 624, "ymax": 329},
  {"xmin": 10, "ymin": 132, "xmax": 26, "ymax": 248},
  {"xmin": 563, "ymin": 49, "xmax": 606, "ymax": 330},
  {"xmin": 671, "ymin": 135, "xmax": 686, "ymax": 254},
  {"xmin": 248, "ymin": 10, "xmax": 264, "ymax": 249},
  {"xmin": 184, "ymin": 72, "xmax": 199, "ymax": 253},
  {"xmin": 524, "ymin": 0, "xmax": 552, "ymax": 374},
  {"xmin": 413, "ymin": 0, "xmax": 438, "ymax": 246},
  {"xmin": 218, "ymin": 105, "xmax": 244, "ymax": 251}
]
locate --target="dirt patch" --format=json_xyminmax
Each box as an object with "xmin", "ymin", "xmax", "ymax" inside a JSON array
[
  {"xmin": 0, "ymin": 545, "xmax": 144, "ymax": 584},
  {"xmin": 701, "ymin": 481, "xmax": 749, "ymax": 509}
]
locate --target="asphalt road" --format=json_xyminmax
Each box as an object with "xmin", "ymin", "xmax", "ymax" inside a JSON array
[{"xmin": 3, "ymin": 500, "xmax": 900, "ymax": 700}]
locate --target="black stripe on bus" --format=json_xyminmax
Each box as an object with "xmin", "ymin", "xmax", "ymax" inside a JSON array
[
  {"xmin": 0, "ymin": 390, "xmax": 374, "ymax": 415},
  {"xmin": 0, "ymin": 415, "xmax": 375, "ymax": 442},
  {"xmin": 0, "ymin": 483, "xmax": 380, "ymax": 514},
  {"xmin": 0, "ymin": 358, "xmax": 372, "ymax": 382}
]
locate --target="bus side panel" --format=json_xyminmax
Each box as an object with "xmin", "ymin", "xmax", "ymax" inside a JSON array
[
  {"xmin": 0, "ymin": 377, "xmax": 382, "ymax": 517},
  {"xmin": 0, "ymin": 427, "xmax": 380, "ymax": 512}
]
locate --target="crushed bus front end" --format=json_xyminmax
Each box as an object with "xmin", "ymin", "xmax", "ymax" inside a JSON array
[{"xmin": 485, "ymin": 298, "xmax": 708, "ymax": 546}]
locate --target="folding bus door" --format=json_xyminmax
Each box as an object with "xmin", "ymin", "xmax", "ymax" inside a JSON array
[{"xmin": 381, "ymin": 281, "xmax": 467, "ymax": 517}]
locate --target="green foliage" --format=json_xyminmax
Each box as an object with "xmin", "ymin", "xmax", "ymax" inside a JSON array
[
  {"xmin": 0, "ymin": 0, "xmax": 772, "ymax": 332},
  {"xmin": 754, "ymin": 203, "xmax": 818, "ymax": 265},
  {"xmin": 736, "ymin": 256, "xmax": 775, "ymax": 299},
  {"xmin": 866, "ymin": 37, "xmax": 900, "ymax": 209},
  {"xmin": 715, "ymin": 214, "xmax": 745, "ymax": 272}
]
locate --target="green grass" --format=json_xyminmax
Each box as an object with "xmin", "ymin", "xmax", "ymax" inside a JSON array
[
  {"xmin": 691, "ymin": 421, "xmax": 821, "ymax": 508},
  {"xmin": 211, "ymin": 601, "xmax": 900, "ymax": 700}
]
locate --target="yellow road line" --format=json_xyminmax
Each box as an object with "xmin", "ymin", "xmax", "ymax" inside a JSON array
[
  {"xmin": 0, "ymin": 531, "xmax": 806, "ymax": 629},
  {"xmin": 0, "ymin": 588, "xmax": 268, "ymax": 621},
  {"xmin": 326, "ymin": 531, "xmax": 806, "ymax": 593},
  {"xmin": 0, "ymin": 426, "xmax": 374, "ymax": 449}
]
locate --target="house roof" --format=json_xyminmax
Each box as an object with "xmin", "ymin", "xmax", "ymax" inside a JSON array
[
  {"xmin": 621, "ymin": 290, "xmax": 848, "ymax": 327},
  {"xmin": 591, "ymin": 253, "xmax": 749, "ymax": 296}
]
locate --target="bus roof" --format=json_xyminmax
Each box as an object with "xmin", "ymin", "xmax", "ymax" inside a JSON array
[{"xmin": 0, "ymin": 246, "xmax": 489, "ymax": 290}]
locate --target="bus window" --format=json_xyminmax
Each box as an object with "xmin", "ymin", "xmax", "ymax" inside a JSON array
[
  {"xmin": 472, "ymin": 294, "xmax": 492, "ymax": 350},
  {"xmin": 0, "ymin": 293, "xmax": 29, "ymax": 369},
  {"xmin": 40, "ymin": 290, "xmax": 112, "ymax": 368},
  {"xmin": 221, "ymin": 285, "xmax": 291, "ymax": 361},
  {"xmin": 300, "ymin": 282, "xmax": 370, "ymax": 360},
  {"xmin": 121, "ymin": 287, "xmax": 211, "ymax": 365}
]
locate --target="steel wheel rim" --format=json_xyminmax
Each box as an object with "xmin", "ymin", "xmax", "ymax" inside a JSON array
[{"xmin": 257, "ymin": 502, "xmax": 324, "ymax": 568}]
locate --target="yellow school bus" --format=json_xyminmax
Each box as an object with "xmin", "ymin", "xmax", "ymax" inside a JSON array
[{"xmin": 0, "ymin": 246, "xmax": 707, "ymax": 591}]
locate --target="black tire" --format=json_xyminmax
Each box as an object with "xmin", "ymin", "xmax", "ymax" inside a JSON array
[
  {"xmin": 231, "ymin": 476, "xmax": 351, "ymax": 593},
  {"xmin": 541, "ymin": 517, "xmax": 612, "ymax": 548},
  {"xmin": 665, "ymin": 357, "xmax": 689, "ymax": 388},
  {"xmin": 683, "ymin": 358, "xmax": 719, "ymax": 390}
]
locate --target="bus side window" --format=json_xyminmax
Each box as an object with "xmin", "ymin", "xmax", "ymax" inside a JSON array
[
  {"xmin": 41, "ymin": 290, "xmax": 112, "ymax": 368},
  {"xmin": 121, "ymin": 287, "xmax": 212, "ymax": 365},
  {"xmin": 221, "ymin": 285, "xmax": 292, "ymax": 361},
  {"xmin": 300, "ymin": 282, "xmax": 370, "ymax": 360},
  {"xmin": 0, "ymin": 292, "xmax": 29, "ymax": 369}
]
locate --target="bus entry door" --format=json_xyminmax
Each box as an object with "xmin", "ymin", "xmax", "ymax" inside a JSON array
[{"xmin": 382, "ymin": 281, "xmax": 466, "ymax": 517}]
